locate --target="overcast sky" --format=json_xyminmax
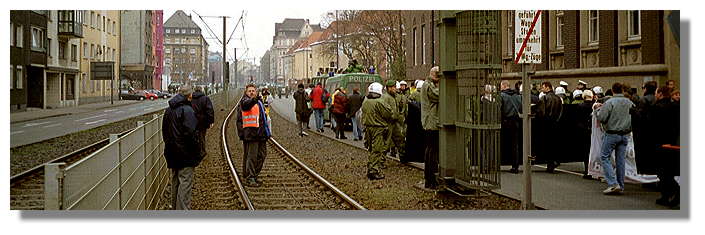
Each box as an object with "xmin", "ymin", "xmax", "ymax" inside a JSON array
[{"xmin": 164, "ymin": 9, "xmax": 332, "ymax": 66}]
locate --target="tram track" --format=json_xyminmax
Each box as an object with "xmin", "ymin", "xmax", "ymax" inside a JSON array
[
  {"xmin": 10, "ymin": 129, "xmax": 132, "ymax": 210},
  {"xmin": 222, "ymin": 98, "xmax": 366, "ymax": 210}
]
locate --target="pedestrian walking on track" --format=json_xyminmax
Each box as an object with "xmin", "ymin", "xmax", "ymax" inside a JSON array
[
  {"xmin": 293, "ymin": 83, "xmax": 311, "ymax": 137},
  {"xmin": 236, "ymin": 84, "xmax": 272, "ymax": 187},
  {"xmin": 162, "ymin": 85, "xmax": 201, "ymax": 210},
  {"xmin": 191, "ymin": 86, "xmax": 214, "ymax": 160}
]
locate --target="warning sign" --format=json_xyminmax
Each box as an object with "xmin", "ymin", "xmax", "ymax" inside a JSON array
[{"xmin": 514, "ymin": 10, "xmax": 542, "ymax": 64}]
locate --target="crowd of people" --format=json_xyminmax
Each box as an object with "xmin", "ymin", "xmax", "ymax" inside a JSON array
[
  {"xmin": 295, "ymin": 64, "xmax": 680, "ymax": 208},
  {"xmin": 497, "ymin": 78, "xmax": 680, "ymax": 208}
]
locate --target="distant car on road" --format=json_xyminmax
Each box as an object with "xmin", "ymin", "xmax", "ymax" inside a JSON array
[
  {"xmin": 120, "ymin": 90, "xmax": 157, "ymax": 101},
  {"xmin": 147, "ymin": 89, "xmax": 172, "ymax": 99}
]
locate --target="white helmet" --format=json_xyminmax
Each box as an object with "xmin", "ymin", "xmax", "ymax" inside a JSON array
[
  {"xmin": 559, "ymin": 81, "xmax": 569, "ymax": 86},
  {"xmin": 578, "ymin": 80, "xmax": 588, "ymax": 85},
  {"xmin": 368, "ymin": 82, "xmax": 383, "ymax": 95},
  {"xmin": 592, "ymin": 86, "xmax": 603, "ymax": 94},
  {"xmin": 399, "ymin": 80, "xmax": 408, "ymax": 86},
  {"xmin": 416, "ymin": 80, "xmax": 425, "ymax": 89},
  {"xmin": 572, "ymin": 89, "xmax": 583, "ymax": 98},
  {"xmin": 395, "ymin": 81, "xmax": 401, "ymax": 89},
  {"xmin": 555, "ymin": 87, "xmax": 566, "ymax": 95}
]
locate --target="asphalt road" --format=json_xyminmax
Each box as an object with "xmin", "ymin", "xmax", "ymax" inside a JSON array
[{"xmin": 10, "ymin": 99, "xmax": 169, "ymax": 148}]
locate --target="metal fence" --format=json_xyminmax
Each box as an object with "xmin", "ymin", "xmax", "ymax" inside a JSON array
[
  {"xmin": 44, "ymin": 114, "xmax": 167, "ymax": 210},
  {"xmin": 438, "ymin": 10, "xmax": 503, "ymax": 191},
  {"xmin": 42, "ymin": 90, "xmax": 233, "ymax": 210}
]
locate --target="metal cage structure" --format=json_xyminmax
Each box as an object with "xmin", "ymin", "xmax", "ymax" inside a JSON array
[{"xmin": 439, "ymin": 10, "xmax": 503, "ymax": 191}]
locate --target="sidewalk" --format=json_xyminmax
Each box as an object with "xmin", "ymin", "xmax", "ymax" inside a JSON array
[
  {"xmin": 269, "ymin": 97, "xmax": 670, "ymax": 210},
  {"xmin": 10, "ymin": 100, "xmax": 139, "ymax": 124}
]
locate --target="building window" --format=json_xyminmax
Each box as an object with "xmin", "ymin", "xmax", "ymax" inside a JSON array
[
  {"xmin": 72, "ymin": 44, "xmax": 77, "ymax": 61},
  {"xmin": 16, "ymin": 25, "xmax": 22, "ymax": 48},
  {"xmin": 175, "ymin": 29, "xmax": 180, "ymax": 34},
  {"xmin": 165, "ymin": 38, "xmax": 170, "ymax": 43},
  {"xmin": 182, "ymin": 47, "xmax": 186, "ymax": 53},
  {"xmin": 112, "ymin": 49, "xmax": 115, "ymax": 61},
  {"xmin": 47, "ymin": 38, "xmax": 51, "ymax": 56},
  {"xmin": 90, "ymin": 11, "xmax": 95, "ymax": 28},
  {"xmin": 166, "ymin": 28, "xmax": 170, "ymax": 33},
  {"xmin": 628, "ymin": 10, "xmax": 641, "ymax": 40},
  {"xmin": 166, "ymin": 58, "xmax": 171, "ymax": 64},
  {"xmin": 83, "ymin": 42, "xmax": 87, "ymax": 58},
  {"xmin": 556, "ymin": 11, "xmax": 564, "ymax": 49},
  {"xmin": 412, "ymin": 27, "xmax": 417, "ymax": 66},
  {"xmin": 90, "ymin": 44, "xmax": 94, "ymax": 59},
  {"xmin": 191, "ymin": 29, "xmax": 195, "ymax": 34},
  {"xmin": 10, "ymin": 65, "xmax": 13, "ymax": 89},
  {"xmin": 165, "ymin": 48, "xmax": 171, "ymax": 54},
  {"xmin": 102, "ymin": 16, "xmax": 105, "ymax": 31},
  {"xmin": 31, "ymin": 27, "xmax": 45, "ymax": 51},
  {"xmin": 190, "ymin": 48, "xmax": 196, "ymax": 54},
  {"xmin": 59, "ymin": 41, "xmax": 66, "ymax": 59},
  {"xmin": 588, "ymin": 10, "xmax": 599, "ymax": 44},
  {"xmin": 112, "ymin": 22, "xmax": 116, "ymax": 35},
  {"xmin": 10, "ymin": 22, "xmax": 13, "ymax": 46},
  {"xmin": 106, "ymin": 19, "xmax": 110, "ymax": 33},
  {"xmin": 421, "ymin": 24, "xmax": 426, "ymax": 65},
  {"xmin": 15, "ymin": 65, "xmax": 23, "ymax": 89}
]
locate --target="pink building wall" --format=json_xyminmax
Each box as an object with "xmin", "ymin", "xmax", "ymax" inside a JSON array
[{"xmin": 153, "ymin": 10, "xmax": 164, "ymax": 90}]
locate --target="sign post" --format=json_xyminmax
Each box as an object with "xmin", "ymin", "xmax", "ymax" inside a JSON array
[{"xmin": 514, "ymin": 10, "xmax": 542, "ymax": 210}]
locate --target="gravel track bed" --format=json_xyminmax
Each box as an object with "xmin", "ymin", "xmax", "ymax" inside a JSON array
[
  {"xmin": 10, "ymin": 111, "xmax": 166, "ymax": 176},
  {"xmin": 158, "ymin": 91, "xmax": 244, "ymax": 210},
  {"xmin": 268, "ymin": 110, "xmax": 521, "ymax": 210}
]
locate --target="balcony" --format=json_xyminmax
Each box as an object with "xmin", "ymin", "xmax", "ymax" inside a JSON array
[{"xmin": 58, "ymin": 10, "xmax": 83, "ymax": 38}]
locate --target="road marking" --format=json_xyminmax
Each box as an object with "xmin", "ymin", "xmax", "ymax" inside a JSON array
[
  {"xmin": 85, "ymin": 119, "xmax": 107, "ymax": 125},
  {"xmin": 75, "ymin": 114, "xmax": 107, "ymax": 122},
  {"xmin": 11, "ymin": 130, "xmax": 25, "ymax": 135},
  {"xmin": 103, "ymin": 109, "xmax": 116, "ymax": 112},
  {"xmin": 23, "ymin": 121, "xmax": 52, "ymax": 127},
  {"xmin": 145, "ymin": 107, "xmax": 154, "ymax": 111},
  {"xmin": 115, "ymin": 111, "xmax": 124, "ymax": 113},
  {"xmin": 42, "ymin": 123, "xmax": 62, "ymax": 128}
]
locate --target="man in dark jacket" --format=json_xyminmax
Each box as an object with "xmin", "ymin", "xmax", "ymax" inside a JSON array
[
  {"xmin": 536, "ymin": 81, "xmax": 563, "ymax": 173},
  {"xmin": 162, "ymin": 85, "xmax": 200, "ymax": 210},
  {"xmin": 236, "ymin": 84, "xmax": 272, "ymax": 187},
  {"xmin": 500, "ymin": 80, "xmax": 522, "ymax": 173},
  {"xmin": 347, "ymin": 88, "xmax": 364, "ymax": 140},
  {"xmin": 652, "ymin": 86, "xmax": 680, "ymax": 207},
  {"xmin": 293, "ymin": 83, "xmax": 310, "ymax": 137},
  {"xmin": 332, "ymin": 87, "xmax": 350, "ymax": 139},
  {"xmin": 191, "ymin": 86, "xmax": 214, "ymax": 160},
  {"xmin": 633, "ymin": 81, "xmax": 658, "ymax": 175}
]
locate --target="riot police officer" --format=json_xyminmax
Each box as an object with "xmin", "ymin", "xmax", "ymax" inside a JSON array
[{"xmin": 362, "ymin": 82, "xmax": 396, "ymax": 180}]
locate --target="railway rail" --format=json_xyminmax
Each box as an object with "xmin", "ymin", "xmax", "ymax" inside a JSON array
[
  {"xmin": 10, "ymin": 129, "xmax": 132, "ymax": 210},
  {"xmin": 221, "ymin": 100, "xmax": 366, "ymax": 210}
]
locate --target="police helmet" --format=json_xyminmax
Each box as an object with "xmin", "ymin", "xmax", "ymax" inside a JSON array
[{"xmin": 368, "ymin": 82, "xmax": 384, "ymax": 95}]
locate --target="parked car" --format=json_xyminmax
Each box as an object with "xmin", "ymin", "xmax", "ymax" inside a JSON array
[{"xmin": 120, "ymin": 90, "xmax": 157, "ymax": 101}]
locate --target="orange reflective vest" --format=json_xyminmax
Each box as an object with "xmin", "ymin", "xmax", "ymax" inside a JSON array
[{"xmin": 242, "ymin": 103, "xmax": 260, "ymax": 128}]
